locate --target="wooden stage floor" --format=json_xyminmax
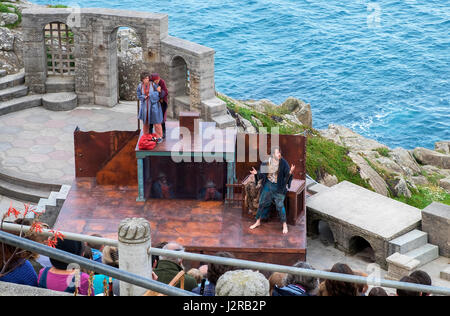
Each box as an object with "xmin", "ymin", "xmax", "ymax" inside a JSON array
[{"xmin": 55, "ymin": 178, "xmax": 307, "ymax": 266}]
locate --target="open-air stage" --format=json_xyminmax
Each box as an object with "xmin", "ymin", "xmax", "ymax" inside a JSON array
[
  {"xmin": 56, "ymin": 117, "xmax": 308, "ymax": 266},
  {"xmin": 54, "ymin": 178, "xmax": 307, "ymax": 266}
]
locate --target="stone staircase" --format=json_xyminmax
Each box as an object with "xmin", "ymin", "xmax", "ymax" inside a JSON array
[
  {"xmin": 202, "ymin": 97, "xmax": 236, "ymax": 129},
  {"xmin": 36, "ymin": 184, "xmax": 71, "ymax": 227},
  {"xmin": 0, "ymin": 71, "xmax": 42, "ymax": 115},
  {"xmin": 388, "ymin": 229, "xmax": 439, "ymax": 267},
  {"xmin": 0, "ymin": 171, "xmax": 60, "ymax": 204}
]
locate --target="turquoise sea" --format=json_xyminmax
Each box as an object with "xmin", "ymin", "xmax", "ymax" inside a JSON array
[{"xmin": 36, "ymin": 0, "xmax": 450, "ymax": 149}]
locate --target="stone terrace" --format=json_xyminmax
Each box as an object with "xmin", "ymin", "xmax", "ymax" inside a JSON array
[{"xmin": 0, "ymin": 102, "xmax": 136, "ymax": 185}]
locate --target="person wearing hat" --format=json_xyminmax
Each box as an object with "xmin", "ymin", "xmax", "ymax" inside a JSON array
[
  {"xmin": 149, "ymin": 73, "xmax": 169, "ymax": 139},
  {"xmin": 151, "ymin": 172, "xmax": 174, "ymax": 199},
  {"xmin": 198, "ymin": 180, "xmax": 222, "ymax": 201}
]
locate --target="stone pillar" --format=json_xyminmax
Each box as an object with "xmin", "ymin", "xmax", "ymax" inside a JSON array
[{"xmin": 118, "ymin": 217, "xmax": 152, "ymax": 296}]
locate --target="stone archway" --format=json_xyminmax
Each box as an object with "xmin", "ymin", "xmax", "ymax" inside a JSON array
[
  {"xmin": 348, "ymin": 236, "xmax": 376, "ymax": 263},
  {"xmin": 170, "ymin": 55, "xmax": 191, "ymax": 117},
  {"xmin": 114, "ymin": 26, "xmax": 144, "ymax": 102}
]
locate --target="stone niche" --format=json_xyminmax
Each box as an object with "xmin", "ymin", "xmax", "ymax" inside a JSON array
[{"xmin": 422, "ymin": 202, "xmax": 449, "ymax": 258}]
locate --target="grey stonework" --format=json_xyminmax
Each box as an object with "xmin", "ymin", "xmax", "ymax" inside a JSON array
[
  {"xmin": 422, "ymin": 202, "xmax": 449, "ymax": 258},
  {"xmin": 22, "ymin": 8, "xmax": 224, "ymax": 124}
]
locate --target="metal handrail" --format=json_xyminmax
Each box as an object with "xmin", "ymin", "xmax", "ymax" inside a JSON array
[
  {"xmin": 1, "ymin": 222, "xmax": 450, "ymax": 296},
  {"xmin": 0, "ymin": 230, "xmax": 196, "ymax": 296}
]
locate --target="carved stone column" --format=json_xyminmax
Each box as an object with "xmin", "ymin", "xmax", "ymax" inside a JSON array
[{"xmin": 118, "ymin": 217, "xmax": 152, "ymax": 296}]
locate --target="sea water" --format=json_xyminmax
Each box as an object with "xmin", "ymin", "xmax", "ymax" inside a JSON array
[{"xmin": 35, "ymin": 0, "xmax": 450, "ymax": 149}]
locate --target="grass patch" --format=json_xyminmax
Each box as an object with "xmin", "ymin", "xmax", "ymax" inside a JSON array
[
  {"xmin": 394, "ymin": 185, "xmax": 450, "ymax": 209},
  {"xmin": 306, "ymin": 136, "xmax": 372, "ymax": 190},
  {"xmin": 421, "ymin": 170, "xmax": 445, "ymax": 186},
  {"xmin": 373, "ymin": 147, "xmax": 390, "ymax": 158},
  {"xmin": 218, "ymin": 93, "xmax": 372, "ymax": 190},
  {"xmin": 0, "ymin": 3, "xmax": 21, "ymax": 29}
]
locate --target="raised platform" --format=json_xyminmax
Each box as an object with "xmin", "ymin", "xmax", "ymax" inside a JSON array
[
  {"xmin": 54, "ymin": 178, "xmax": 307, "ymax": 266},
  {"xmin": 307, "ymin": 181, "xmax": 422, "ymax": 267}
]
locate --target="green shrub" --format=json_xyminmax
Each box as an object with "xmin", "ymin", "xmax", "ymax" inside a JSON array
[
  {"xmin": 373, "ymin": 147, "xmax": 390, "ymax": 158},
  {"xmin": 394, "ymin": 185, "xmax": 450, "ymax": 209},
  {"xmin": 0, "ymin": 3, "xmax": 21, "ymax": 29}
]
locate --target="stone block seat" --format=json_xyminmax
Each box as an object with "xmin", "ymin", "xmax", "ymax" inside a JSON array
[
  {"xmin": 42, "ymin": 92, "xmax": 77, "ymax": 111},
  {"xmin": 422, "ymin": 202, "xmax": 450, "ymax": 257}
]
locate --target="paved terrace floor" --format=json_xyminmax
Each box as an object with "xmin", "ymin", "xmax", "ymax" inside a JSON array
[{"xmin": 0, "ymin": 102, "xmax": 137, "ymax": 185}]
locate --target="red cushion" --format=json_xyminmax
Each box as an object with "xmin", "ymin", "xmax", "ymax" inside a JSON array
[{"xmin": 138, "ymin": 133, "xmax": 158, "ymax": 150}]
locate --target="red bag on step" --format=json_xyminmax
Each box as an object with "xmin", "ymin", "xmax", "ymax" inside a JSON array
[{"xmin": 138, "ymin": 133, "xmax": 158, "ymax": 150}]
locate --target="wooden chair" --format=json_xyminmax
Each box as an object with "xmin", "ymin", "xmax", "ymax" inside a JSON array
[{"xmin": 143, "ymin": 271, "xmax": 185, "ymax": 296}]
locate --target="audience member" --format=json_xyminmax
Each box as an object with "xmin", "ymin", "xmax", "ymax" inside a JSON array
[
  {"xmin": 151, "ymin": 241, "xmax": 168, "ymax": 269},
  {"xmin": 37, "ymin": 239, "xmax": 94, "ymax": 295},
  {"xmin": 396, "ymin": 276, "xmax": 421, "ymax": 297},
  {"xmin": 215, "ymin": 270, "xmax": 269, "ymax": 296},
  {"xmin": 0, "ymin": 236, "xmax": 37, "ymax": 287},
  {"xmin": 273, "ymin": 262, "xmax": 318, "ymax": 296},
  {"xmin": 192, "ymin": 251, "xmax": 235, "ymax": 296},
  {"xmin": 87, "ymin": 234, "xmax": 104, "ymax": 263},
  {"xmin": 93, "ymin": 246, "xmax": 119, "ymax": 296},
  {"xmin": 368, "ymin": 287, "xmax": 389, "ymax": 296},
  {"xmin": 153, "ymin": 242, "xmax": 197, "ymax": 291},
  {"xmin": 187, "ymin": 268, "xmax": 203, "ymax": 285},
  {"xmin": 268, "ymin": 272, "xmax": 286, "ymax": 295},
  {"xmin": 409, "ymin": 270, "xmax": 432, "ymax": 296},
  {"xmin": 318, "ymin": 263, "xmax": 358, "ymax": 296}
]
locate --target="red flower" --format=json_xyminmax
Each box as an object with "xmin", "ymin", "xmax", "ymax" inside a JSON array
[
  {"xmin": 50, "ymin": 229, "xmax": 64, "ymax": 242},
  {"xmin": 45, "ymin": 238, "xmax": 57, "ymax": 248},
  {"xmin": 30, "ymin": 222, "xmax": 44, "ymax": 234},
  {"xmin": 6, "ymin": 203, "xmax": 20, "ymax": 218}
]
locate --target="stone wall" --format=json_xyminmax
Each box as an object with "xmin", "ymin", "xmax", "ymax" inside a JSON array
[
  {"xmin": 422, "ymin": 202, "xmax": 449, "ymax": 257},
  {"xmin": 21, "ymin": 8, "xmax": 217, "ymax": 120}
]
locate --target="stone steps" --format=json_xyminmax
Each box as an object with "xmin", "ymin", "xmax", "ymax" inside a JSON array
[
  {"xmin": 0, "ymin": 70, "xmax": 6, "ymax": 78},
  {"xmin": 0, "ymin": 177, "xmax": 52, "ymax": 204},
  {"xmin": 389, "ymin": 229, "xmax": 428, "ymax": 256},
  {"xmin": 42, "ymin": 92, "xmax": 77, "ymax": 111},
  {"xmin": 36, "ymin": 184, "xmax": 71, "ymax": 227},
  {"xmin": 404, "ymin": 243, "xmax": 439, "ymax": 267},
  {"xmin": 0, "ymin": 85, "xmax": 28, "ymax": 102},
  {"xmin": 212, "ymin": 113, "xmax": 236, "ymax": 129},
  {"xmin": 0, "ymin": 71, "xmax": 25, "ymax": 90},
  {"xmin": 0, "ymin": 94, "xmax": 42, "ymax": 116},
  {"xmin": 45, "ymin": 76, "xmax": 75, "ymax": 93}
]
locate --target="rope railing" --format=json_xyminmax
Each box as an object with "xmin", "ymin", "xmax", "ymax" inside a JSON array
[{"xmin": 1, "ymin": 222, "xmax": 450, "ymax": 296}]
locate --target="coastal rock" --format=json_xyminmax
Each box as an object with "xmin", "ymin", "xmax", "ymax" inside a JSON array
[
  {"xmin": 236, "ymin": 114, "xmax": 257, "ymax": 134},
  {"xmin": 0, "ymin": 50, "xmax": 20, "ymax": 74},
  {"xmin": 244, "ymin": 99, "xmax": 277, "ymax": 113},
  {"xmin": 320, "ymin": 124, "xmax": 388, "ymax": 153},
  {"xmin": 319, "ymin": 173, "xmax": 338, "ymax": 187},
  {"xmin": 280, "ymin": 97, "xmax": 313, "ymax": 128},
  {"xmin": 0, "ymin": 13, "xmax": 18, "ymax": 27},
  {"xmin": 390, "ymin": 147, "xmax": 422, "ymax": 177},
  {"xmin": 411, "ymin": 175, "xmax": 428, "ymax": 186},
  {"xmin": 0, "ymin": 27, "xmax": 14, "ymax": 51},
  {"xmin": 435, "ymin": 141, "xmax": 450, "ymax": 155},
  {"xmin": 118, "ymin": 47, "xmax": 143, "ymax": 101},
  {"xmin": 439, "ymin": 177, "xmax": 450, "ymax": 193},
  {"xmin": 251, "ymin": 116, "xmax": 263, "ymax": 127},
  {"xmin": 348, "ymin": 152, "xmax": 389, "ymax": 196},
  {"xmin": 413, "ymin": 147, "xmax": 450, "ymax": 169},
  {"xmin": 393, "ymin": 177, "xmax": 412, "ymax": 198}
]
